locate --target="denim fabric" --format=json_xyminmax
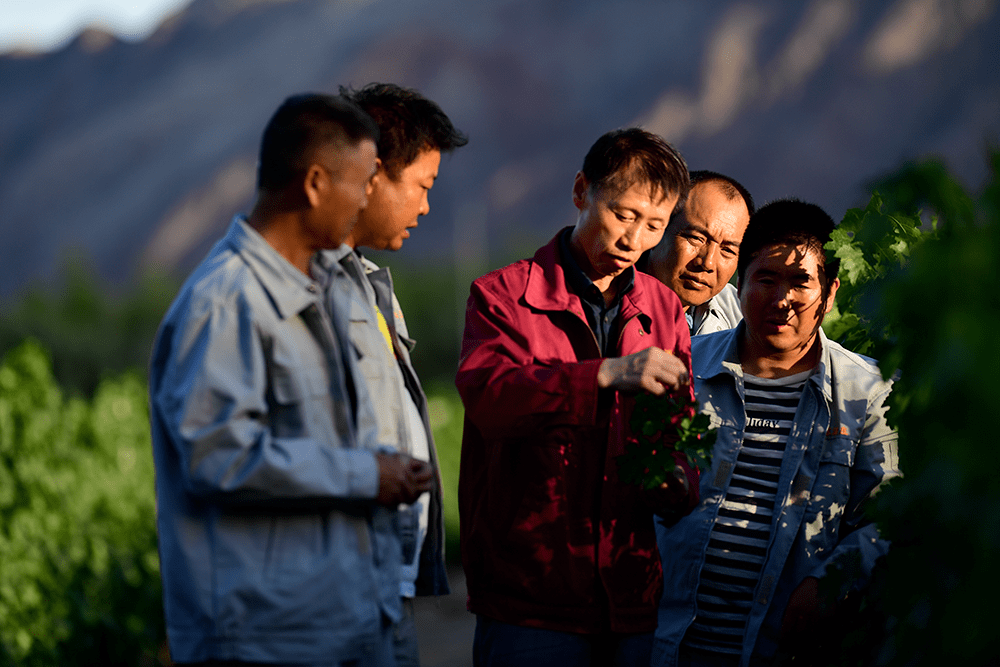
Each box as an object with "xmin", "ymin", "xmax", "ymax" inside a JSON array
[
  {"xmin": 653, "ymin": 324, "xmax": 900, "ymax": 667},
  {"xmin": 393, "ymin": 597, "xmax": 421, "ymax": 667},
  {"xmin": 327, "ymin": 251, "xmax": 449, "ymax": 597},
  {"xmin": 150, "ymin": 218, "xmax": 402, "ymax": 664}
]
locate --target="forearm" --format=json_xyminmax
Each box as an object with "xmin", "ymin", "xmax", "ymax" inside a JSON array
[
  {"xmin": 157, "ymin": 397, "xmax": 382, "ymax": 506},
  {"xmin": 457, "ymin": 356, "xmax": 604, "ymax": 435}
]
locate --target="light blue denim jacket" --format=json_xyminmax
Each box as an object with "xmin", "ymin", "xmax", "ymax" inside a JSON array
[
  {"xmin": 149, "ymin": 218, "xmax": 402, "ymax": 664},
  {"xmin": 323, "ymin": 248, "xmax": 450, "ymax": 598},
  {"xmin": 653, "ymin": 323, "xmax": 900, "ymax": 667}
]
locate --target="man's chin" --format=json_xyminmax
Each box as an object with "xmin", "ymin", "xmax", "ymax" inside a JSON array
[
  {"xmin": 361, "ymin": 237, "xmax": 404, "ymax": 252},
  {"xmin": 673, "ymin": 288, "xmax": 711, "ymax": 310}
]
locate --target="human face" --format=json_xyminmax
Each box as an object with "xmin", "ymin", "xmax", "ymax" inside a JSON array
[
  {"xmin": 350, "ymin": 149, "xmax": 441, "ymax": 251},
  {"xmin": 310, "ymin": 138, "xmax": 378, "ymax": 248},
  {"xmin": 739, "ymin": 242, "xmax": 839, "ymax": 370},
  {"xmin": 569, "ymin": 173, "xmax": 678, "ymax": 293},
  {"xmin": 649, "ymin": 181, "xmax": 749, "ymax": 311}
]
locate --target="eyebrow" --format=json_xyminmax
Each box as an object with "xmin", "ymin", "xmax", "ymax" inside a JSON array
[
  {"xmin": 754, "ymin": 268, "xmax": 814, "ymax": 283},
  {"xmin": 683, "ymin": 222, "xmax": 740, "ymax": 246},
  {"xmin": 605, "ymin": 195, "xmax": 670, "ymax": 224}
]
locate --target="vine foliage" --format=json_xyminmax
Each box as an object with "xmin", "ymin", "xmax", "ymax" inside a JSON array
[
  {"xmin": 816, "ymin": 152, "xmax": 1000, "ymax": 666},
  {"xmin": 618, "ymin": 391, "xmax": 716, "ymax": 491}
]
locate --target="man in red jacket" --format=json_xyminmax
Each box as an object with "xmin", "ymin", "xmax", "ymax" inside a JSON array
[{"xmin": 456, "ymin": 128, "xmax": 699, "ymax": 666}]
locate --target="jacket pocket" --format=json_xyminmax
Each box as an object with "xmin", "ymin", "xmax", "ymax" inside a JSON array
[
  {"xmin": 820, "ymin": 435, "xmax": 855, "ymax": 467},
  {"xmin": 810, "ymin": 436, "xmax": 856, "ymax": 505},
  {"xmin": 801, "ymin": 436, "xmax": 856, "ymax": 548},
  {"xmin": 268, "ymin": 362, "xmax": 330, "ymax": 438}
]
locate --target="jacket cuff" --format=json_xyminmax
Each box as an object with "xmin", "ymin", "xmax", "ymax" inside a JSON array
[{"xmin": 343, "ymin": 449, "xmax": 381, "ymax": 499}]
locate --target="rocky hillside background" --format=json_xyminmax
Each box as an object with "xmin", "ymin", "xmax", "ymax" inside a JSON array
[{"xmin": 1, "ymin": 0, "xmax": 997, "ymax": 297}]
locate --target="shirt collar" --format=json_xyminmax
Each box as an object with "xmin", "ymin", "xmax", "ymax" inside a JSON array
[{"xmin": 227, "ymin": 215, "xmax": 323, "ymax": 320}]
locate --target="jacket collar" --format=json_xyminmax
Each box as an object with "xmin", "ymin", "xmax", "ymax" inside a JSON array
[
  {"xmin": 695, "ymin": 321, "xmax": 837, "ymax": 403},
  {"xmin": 524, "ymin": 227, "xmax": 646, "ymax": 317},
  {"xmin": 226, "ymin": 215, "xmax": 326, "ymax": 321},
  {"xmin": 693, "ymin": 321, "xmax": 744, "ymax": 382}
]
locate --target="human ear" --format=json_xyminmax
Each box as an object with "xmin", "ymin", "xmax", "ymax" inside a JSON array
[
  {"xmin": 823, "ymin": 277, "xmax": 841, "ymax": 314},
  {"xmin": 368, "ymin": 159, "xmax": 388, "ymax": 192},
  {"xmin": 303, "ymin": 164, "xmax": 326, "ymax": 208},
  {"xmin": 571, "ymin": 171, "xmax": 590, "ymax": 211}
]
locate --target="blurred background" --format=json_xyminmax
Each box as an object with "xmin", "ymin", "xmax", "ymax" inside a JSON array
[
  {"xmin": 1, "ymin": 0, "xmax": 998, "ymax": 665},
  {"xmin": 2, "ymin": 0, "xmax": 998, "ymax": 386}
]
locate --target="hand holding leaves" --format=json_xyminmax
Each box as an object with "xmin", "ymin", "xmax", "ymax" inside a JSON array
[{"xmin": 617, "ymin": 391, "xmax": 716, "ymax": 491}]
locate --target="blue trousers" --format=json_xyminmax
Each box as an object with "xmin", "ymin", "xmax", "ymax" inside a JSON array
[{"xmin": 473, "ymin": 615, "xmax": 653, "ymax": 667}]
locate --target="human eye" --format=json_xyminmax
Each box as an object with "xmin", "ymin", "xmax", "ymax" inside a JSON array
[
  {"xmin": 754, "ymin": 273, "xmax": 775, "ymax": 285},
  {"xmin": 793, "ymin": 272, "xmax": 813, "ymax": 286}
]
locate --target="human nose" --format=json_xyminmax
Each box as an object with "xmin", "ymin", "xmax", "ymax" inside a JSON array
[
  {"xmin": 419, "ymin": 191, "xmax": 430, "ymax": 216},
  {"xmin": 772, "ymin": 286, "xmax": 791, "ymax": 310},
  {"xmin": 693, "ymin": 242, "xmax": 718, "ymax": 272},
  {"xmin": 619, "ymin": 223, "xmax": 641, "ymax": 250}
]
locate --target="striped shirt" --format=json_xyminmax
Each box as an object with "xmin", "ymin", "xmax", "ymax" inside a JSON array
[{"xmin": 683, "ymin": 368, "xmax": 812, "ymax": 655}]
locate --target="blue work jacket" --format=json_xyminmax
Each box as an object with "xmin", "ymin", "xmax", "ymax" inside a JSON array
[
  {"xmin": 149, "ymin": 218, "xmax": 402, "ymax": 664},
  {"xmin": 653, "ymin": 324, "xmax": 900, "ymax": 666}
]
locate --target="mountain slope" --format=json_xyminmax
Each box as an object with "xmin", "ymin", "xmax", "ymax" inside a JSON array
[{"xmin": 1, "ymin": 0, "xmax": 997, "ymax": 295}]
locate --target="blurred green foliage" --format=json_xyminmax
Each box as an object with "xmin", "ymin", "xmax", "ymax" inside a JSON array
[
  {"xmin": 0, "ymin": 338, "xmax": 466, "ymax": 666},
  {"xmin": 0, "ymin": 259, "xmax": 177, "ymax": 397},
  {"xmin": 425, "ymin": 381, "xmax": 464, "ymax": 563},
  {"xmin": 817, "ymin": 152, "xmax": 1000, "ymax": 665},
  {"xmin": 0, "ymin": 341, "xmax": 164, "ymax": 666}
]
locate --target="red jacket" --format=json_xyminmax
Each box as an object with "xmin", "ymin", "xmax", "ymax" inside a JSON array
[{"xmin": 456, "ymin": 230, "xmax": 698, "ymax": 635}]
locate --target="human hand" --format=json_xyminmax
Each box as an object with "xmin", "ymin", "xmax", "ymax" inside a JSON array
[
  {"xmin": 640, "ymin": 466, "xmax": 690, "ymax": 514},
  {"xmin": 597, "ymin": 347, "xmax": 690, "ymax": 395},
  {"xmin": 375, "ymin": 453, "xmax": 435, "ymax": 506},
  {"xmin": 780, "ymin": 576, "xmax": 836, "ymax": 654},
  {"xmin": 782, "ymin": 576, "xmax": 823, "ymax": 634}
]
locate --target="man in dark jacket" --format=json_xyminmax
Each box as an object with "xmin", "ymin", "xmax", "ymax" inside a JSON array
[
  {"xmin": 456, "ymin": 128, "xmax": 699, "ymax": 666},
  {"xmin": 337, "ymin": 82, "xmax": 468, "ymax": 667}
]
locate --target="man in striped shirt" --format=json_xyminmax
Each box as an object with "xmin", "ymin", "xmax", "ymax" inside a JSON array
[{"xmin": 652, "ymin": 199, "xmax": 901, "ymax": 666}]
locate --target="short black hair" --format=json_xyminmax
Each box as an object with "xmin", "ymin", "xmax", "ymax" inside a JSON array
[
  {"xmin": 581, "ymin": 128, "xmax": 689, "ymax": 204},
  {"xmin": 668, "ymin": 170, "xmax": 755, "ymax": 225},
  {"xmin": 256, "ymin": 93, "xmax": 379, "ymax": 191},
  {"xmin": 737, "ymin": 198, "xmax": 840, "ymax": 296},
  {"xmin": 339, "ymin": 82, "xmax": 468, "ymax": 179}
]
